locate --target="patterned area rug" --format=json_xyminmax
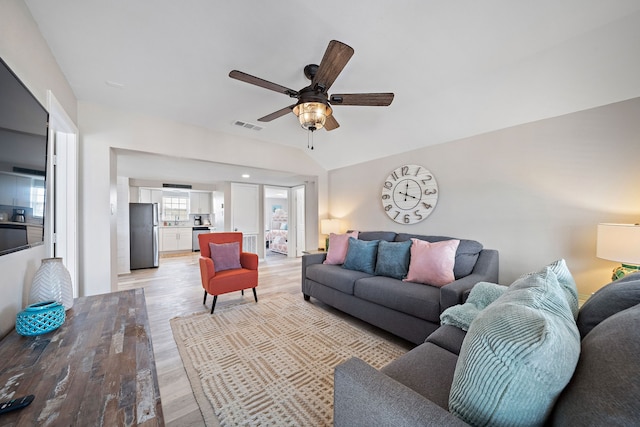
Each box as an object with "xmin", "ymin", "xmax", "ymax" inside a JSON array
[{"xmin": 170, "ymin": 293, "xmax": 407, "ymax": 426}]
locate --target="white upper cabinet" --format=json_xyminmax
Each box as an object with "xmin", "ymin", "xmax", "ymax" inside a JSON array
[{"xmin": 190, "ymin": 191, "xmax": 211, "ymax": 214}]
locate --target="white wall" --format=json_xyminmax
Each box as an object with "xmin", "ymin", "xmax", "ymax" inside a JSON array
[
  {"xmin": 328, "ymin": 98, "xmax": 640, "ymax": 298},
  {"xmin": 0, "ymin": 0, "xmax": 77, "ymax": 337},
  {"xmin": 78, "ymin": 102, "xmax": 328, "ymax": 296}
]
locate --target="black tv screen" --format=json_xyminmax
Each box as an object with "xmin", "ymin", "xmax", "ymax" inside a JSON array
[{"xmin": 0, "ymin": 57, "xmax": 49, "ymax": 256}]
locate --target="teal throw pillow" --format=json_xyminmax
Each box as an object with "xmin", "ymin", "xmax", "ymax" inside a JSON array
[
  {"xmin": 449, "ymin": 266, "xmax": 580, "ymax": 427},
  {"xmin": 342, "ymin": 238, "xmax": 379, "ymax": 275},
  {"xmin": 518, "ymin": 259, "xmax": 579, "ymax": 319},
  {"xmin": 374, "ymin": 240, "xmax": 412, "ymax": 279}
]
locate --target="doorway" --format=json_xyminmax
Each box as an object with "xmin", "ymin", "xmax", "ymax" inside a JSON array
[{"xmin": 264, "ymin": 186, "xmax": 289, "ymax": 257}]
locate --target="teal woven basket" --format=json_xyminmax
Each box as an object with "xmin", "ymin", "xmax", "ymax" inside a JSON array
[{"xmin": 16, "ymin": 301, "xmax": 66, "ymax": 336}]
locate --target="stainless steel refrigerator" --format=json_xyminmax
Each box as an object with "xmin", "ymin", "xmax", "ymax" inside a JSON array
[{"xmin": 129, "ymin": 203, "xmax": 159, "ymax": 269}]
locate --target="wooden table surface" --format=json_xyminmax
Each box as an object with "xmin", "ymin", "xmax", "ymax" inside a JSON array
[{"xmin": 0, "ymin": 289, "xmax": 163, "ymax": 426}]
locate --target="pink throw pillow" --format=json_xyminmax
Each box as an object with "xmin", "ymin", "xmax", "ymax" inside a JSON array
[
  {"xmin": 404, "ymin": 238, "xmax": 460, "ymax": 287},
  {"xmin": 323, "ymin": 231, "xmax": 359, "ymax": 265},
  {"xmin": 209, "ymin": 242, "xmax": 242, "ymax": 272}
]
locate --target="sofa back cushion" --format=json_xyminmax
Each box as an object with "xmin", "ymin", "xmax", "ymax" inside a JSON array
[
  {"xmin": 357, "ymin": 231, "xmax": 397, "ymax": 242},
  {"xmin": 550, "ymin": 303, "xmax": 640, "ymax": 425},
  {"xmin": 448, "ymin": 265, "xmax": 580, "ymax": 427},
  {"xmin": 576, "ymin": 272, "xmax": 640, "ymax": 338},
  {"xmin": 395, "ymin": 234, "xmax": 483, "ymax": 279}
]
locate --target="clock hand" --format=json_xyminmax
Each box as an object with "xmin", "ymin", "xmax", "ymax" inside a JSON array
[{"xmin": 404, "ymin": 181, "xmax": 409, "ymax": 202}]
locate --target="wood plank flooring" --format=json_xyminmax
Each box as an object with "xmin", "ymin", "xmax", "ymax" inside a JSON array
[{"xmin": 117, "ymin": 251, "xmax": 412, "ymax": 426}]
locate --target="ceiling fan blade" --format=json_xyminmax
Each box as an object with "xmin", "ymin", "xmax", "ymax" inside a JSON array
[
  {"xmin": 257, "ymin": 104, "xmax": 296, "ymax": 122},
  {"xmin": 324, "ymin": 114, "xmax": 339, "ymax": 131},
  {"xmin": 312, "ymin": 40, "xmax": 354, "ymax": 92},
  {"xmin": 330, "ymin": 93, "xmax": 394, "ymax": 106},
  {"xmin": 229, "ymin": 70, "xmax": 298, "ymax": 97}
]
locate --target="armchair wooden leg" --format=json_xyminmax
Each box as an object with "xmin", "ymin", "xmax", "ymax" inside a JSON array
[
  {"xmin": 252, "ymin": 287, "xmax": 258, "ymax": 303},
  {"xmin": 203, "ymin": 290, "xmax": 208, "ymax": 305},
  {"xmin": 210, "ymin": 295, "xmax": 217, "ymax": 314}
]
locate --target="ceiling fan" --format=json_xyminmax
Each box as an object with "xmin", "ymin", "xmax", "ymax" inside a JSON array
[{"xmin": 229, "ymin": 40, "xmax": 394, "ymax": 133}]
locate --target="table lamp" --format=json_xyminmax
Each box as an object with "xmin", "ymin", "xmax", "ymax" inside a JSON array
[
  {"xmin": 321, "ymin": 219, "xmax": 341, "ymax": 250},
  {"xmin": 596, "ymin": 223, "xmax": 640, "ymax": 280}
]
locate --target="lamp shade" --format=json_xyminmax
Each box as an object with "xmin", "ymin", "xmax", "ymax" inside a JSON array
[
  {"xmin": 321, "ymin": 219, "xmax": 341, "ymax": 235},
  {"xmin": 596, "ymin": 223, "xmax": 640, "ymax": 264}
]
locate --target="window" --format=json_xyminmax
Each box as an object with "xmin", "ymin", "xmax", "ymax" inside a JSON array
[
  {"xmin": 31, "ymin": 180, "xmax": 45, "ymax": 218},
  {"xmin": 162, "ymin": 191, "xmax": 189, "ymax": 221}
]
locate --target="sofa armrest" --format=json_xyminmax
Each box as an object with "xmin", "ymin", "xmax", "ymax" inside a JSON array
[
  {"xmin": 334, "ymin": 358, "xmax": 469, "ymax": 427},
  {"xmin": 240, "ymin": 252, "xmax": 258, "ymax": 270},
  {"xmin": 301, "ymin": 252, "xmax": 327, "ymax": 285},
  {"xmin": 440, "ymin": 249, "xmax": 499, "ymax": 310}
]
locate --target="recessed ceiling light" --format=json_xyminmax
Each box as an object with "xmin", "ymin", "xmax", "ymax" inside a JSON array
[{"xmin": 242, "ymin": 174, "xmax": 250, "ymax": 179}]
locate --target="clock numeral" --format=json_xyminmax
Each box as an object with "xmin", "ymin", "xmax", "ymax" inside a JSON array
[
  {"xmin": 404, "ymin": 214, "xmax": 411, "ymax": 224},
  {"xmin": 414, "ymin": 166, "xmax": 422, "ymax": 176},
  {"xmin": 422, "ymin": 202, "xmax": 432, "ymax": 210},
  {"xmin": 393, "ymin": 211, "xmax": 400, "ymax": 220},
  {"xmin": 421, "ymin": 175, "xmax": 433, "ymax": 184},
  {"xmin": 390, "ymin": 172, "xmax": 399, "ymax": 181},
  {"xmin": 381, "ymin": 194, "xmax": 390, "ymax": 200},
  {"xmin": 424, "ymin": 188, "xmax": 437, "ymax": 196},
  {"xmin": 384, "ymin": 204, "xmax": 393, "ymax": 211},
  {"xmin": 413, "ymin": 210, "xmax": 423, "ymax": 220},
  {"xmin": 401, "ymin": 166, "xmax": 409, "ymax": 176},
  {"xmin": 384, "ymin": 181, "xmax": 393, "ymax": 190}
]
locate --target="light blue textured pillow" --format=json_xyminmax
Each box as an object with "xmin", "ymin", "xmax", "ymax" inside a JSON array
[
  {"xmin": 449, "ymin": 267, "xmax": 580, "ymax": 427},
  {"xmin": 342, "ymin": 238, "xmax": 379, "ymax": 275},
  {"xmin": 518, "ymin": 259, "xmax": 579, "ymax": 319},
  {"xmin": 374, "ymin": 240, "xmax": 412, "ymax": 279}
]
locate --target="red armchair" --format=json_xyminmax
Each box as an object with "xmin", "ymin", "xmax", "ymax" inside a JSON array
[{"xmin": 198, "ymin": 232, "xmax": 258, "ymax": 313}]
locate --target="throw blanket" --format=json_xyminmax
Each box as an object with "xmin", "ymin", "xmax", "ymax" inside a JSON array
[{"xmin": 440, "ymin": 282, "xmax": 507, "ymax": 331}]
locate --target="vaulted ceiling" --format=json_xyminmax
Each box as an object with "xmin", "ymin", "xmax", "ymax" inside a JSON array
[{"xmin": 25, "ymin": 0, "xmax": 640, "ymax": 177}]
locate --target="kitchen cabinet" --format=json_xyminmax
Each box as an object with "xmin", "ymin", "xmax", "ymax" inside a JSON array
[
  {"xmin": 160, "ymin": 227, "xmax": 192, "ymax": 252},
  {"xmin": 0, "ymin": 173, "xmax": 32, "ymax": 207},
  {"xmin": 190, "ymin": 191, "xmax": 211, "ymax": 214},
  {"xmin": 139, "ymin": 188, "xmax": 163, "ymax": 204}
]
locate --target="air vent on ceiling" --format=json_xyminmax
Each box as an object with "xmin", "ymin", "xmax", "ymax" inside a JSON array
[
  {"xmin": 233, "ymin": 120, "xmax": 264, "ymax": 131},
  {"xmin": 162, "ymin": 183, "xmax": 192, "ymax": 189}
]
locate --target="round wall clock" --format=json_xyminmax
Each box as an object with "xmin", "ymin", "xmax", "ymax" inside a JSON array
[{"xmin": 381, "ymin": 164, "xmax": 438, "ymax": 224}]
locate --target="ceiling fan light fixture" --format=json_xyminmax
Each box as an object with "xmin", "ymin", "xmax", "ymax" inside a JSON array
[{"xmin": 293, "ymin": 102, "xmax": 333, "ymax": 131}]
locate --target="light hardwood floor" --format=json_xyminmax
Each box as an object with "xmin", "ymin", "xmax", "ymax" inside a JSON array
[
  {"xmin": 118, "ymin": 251, "xmax": 412, "ymax": 426},
  {"xmin": 118, "ymin": 252, "xmax": 306, "ymax": 426}
]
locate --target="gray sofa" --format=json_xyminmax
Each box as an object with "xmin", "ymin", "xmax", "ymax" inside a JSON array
[
  {"xmin": 334, "ymin": 270, "xmax": 640, "ymax": 426},
  {"xmin": 301, "ymin": 231, "xmax": 499, "ymax": 344}
]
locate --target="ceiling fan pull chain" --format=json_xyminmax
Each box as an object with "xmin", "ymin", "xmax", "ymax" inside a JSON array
[{"xmin": 307, "ymin": 130, "xmax": 315, "ymax": 150}]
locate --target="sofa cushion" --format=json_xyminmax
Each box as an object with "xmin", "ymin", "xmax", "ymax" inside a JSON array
[
  {"xmin": 357, "ymin": 231, "xmax": 397, "ymax": 242},
  {"xmin": 374, "ymin": 240, "xmax": 412, "ymax": 280},
  {"xmin": 354, "ymin": 276, "xmax": 441, "ymax": 323},
  {"xmin": 404, "ymin": 239, "xmax": 459, "ymax": 287},
  {"xmin": 306, "ymin": 264, "xmax": 371, "ymax": 295},
  {"xmin": 324, "ymin": 231, "xmax": 358, "ymax": 265},
  {"xmin": 342, "ymin": 238, "xmax": 379, "ymax": 275},
  {"xmin": 576, "ymin": 272, "xmax": 640, "ymax": 338},
  {"xmin": 396, "ymin": 234, "xmax": 483, "ymax": 279},
  {"xmin": 448, "ymin": 266, "xmax": 580, "ymax": 427},
  {"xmin": 550, "ymin": 303, "xmax": 640, "ymax": 425},
  {"xmin": 209, "ymin": 241, "xmax": 241, "ymax": 272},
  {"xmin": 382, "ymin": 342, "xmax": 459, "ymax": 411}
]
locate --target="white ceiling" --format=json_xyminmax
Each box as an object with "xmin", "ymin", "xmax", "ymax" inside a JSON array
[{"xmin": 24, "ymin": 0, "xmax": 640, "ymax": 182}]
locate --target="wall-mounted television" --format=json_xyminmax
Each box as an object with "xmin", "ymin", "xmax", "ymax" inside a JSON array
[{"xmin": 0, "ymin": 57, "xmax": 49, "ymax": 256}]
